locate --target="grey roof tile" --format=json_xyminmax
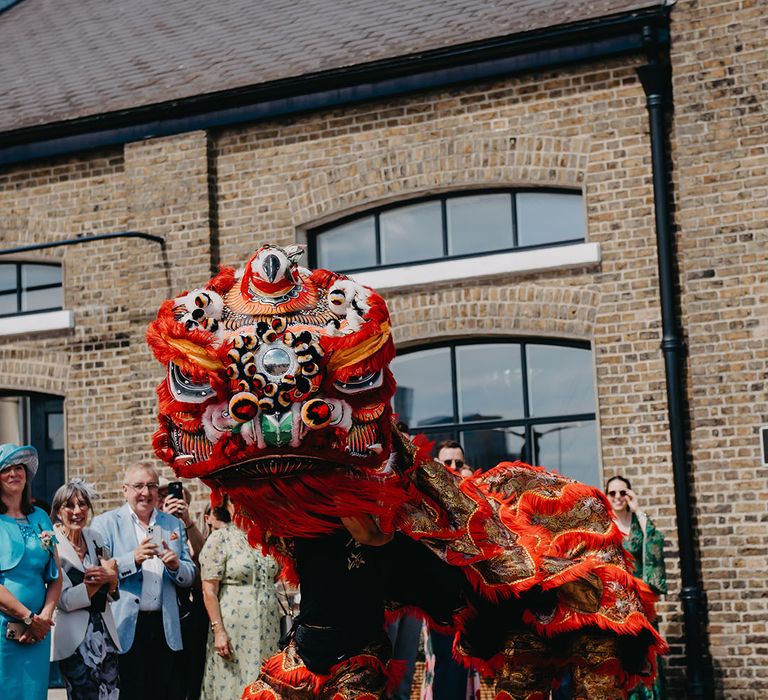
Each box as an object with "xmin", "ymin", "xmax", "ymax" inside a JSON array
[{"xmin": 0, "ymin": 0, "xmax": 661, "ymax": 133}]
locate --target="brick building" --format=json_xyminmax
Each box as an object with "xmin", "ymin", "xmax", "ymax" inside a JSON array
[{"xmin": 0, "ymin": 0, "xmax": 765, "ymax": 696}]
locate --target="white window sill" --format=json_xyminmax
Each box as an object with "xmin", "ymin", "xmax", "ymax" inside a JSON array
[
  {"xmin": 0, "ymin": 310, "xmax": 75, "ymax": 337},
  {"xmin": 350, "ymin": 242, "xmax": 601, "ymax": 292}
]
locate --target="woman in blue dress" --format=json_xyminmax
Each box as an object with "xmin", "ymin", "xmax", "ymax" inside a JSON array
[{"xmin": 0, "ymin": 443, "xmax": 62, "ymax": 700}]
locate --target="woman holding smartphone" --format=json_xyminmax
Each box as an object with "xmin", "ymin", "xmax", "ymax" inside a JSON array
[
  {"xmin": 50, "ymin": 479, "xmax": 121, "ymax": 699},
  {"xmin": 605, "ymin": 475, "xmax": 667, "ymax": 700},
  {"xmin": 0, "ymin": 443, "xmax": 62, "ymax": 700}
]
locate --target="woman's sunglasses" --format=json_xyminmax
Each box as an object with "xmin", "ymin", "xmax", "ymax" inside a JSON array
[
  {"xmin": 443, "ymin": 459, "xmax": 465, "ymax": 469},
  {"xmin": 607, "ymin": 489, "xmax": 627, "ymax": 498}
]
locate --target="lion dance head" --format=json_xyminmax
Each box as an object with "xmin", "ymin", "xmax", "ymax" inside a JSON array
[{"xmin": 148, "ymin": 244, "xmax": 403, "ymax": 540}]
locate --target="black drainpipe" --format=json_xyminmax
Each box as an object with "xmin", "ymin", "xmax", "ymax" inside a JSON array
[{"xmin": 636, "ymin": 27, "xmax": 713, "ymax": 699}]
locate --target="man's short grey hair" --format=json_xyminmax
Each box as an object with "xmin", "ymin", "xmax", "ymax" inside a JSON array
[{"xmin": 123, "ymin": 461, "xmax": 158, "ymax": 484}]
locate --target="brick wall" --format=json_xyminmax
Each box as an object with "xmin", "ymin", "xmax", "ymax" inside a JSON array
[
  {"xmin": 0, "ymin": 9, "xmax": 764, "ymax": 694},
  {"xmin": 669, "ymin": 1, "xmax": 768, "ymax": 697}
]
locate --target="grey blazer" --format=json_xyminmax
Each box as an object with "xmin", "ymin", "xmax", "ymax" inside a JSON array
[{"xmin": 50, "ymin": 525, "xmax": 121, "ymax": 661}]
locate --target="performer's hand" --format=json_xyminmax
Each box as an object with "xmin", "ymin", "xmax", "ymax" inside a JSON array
[
  {"xmin": 341, "ymin": 515, "xmax": 394, "ymax": 546},
  {"xmin": 214, "ymin": 628, "xmax": 232, "ymax": 659}
]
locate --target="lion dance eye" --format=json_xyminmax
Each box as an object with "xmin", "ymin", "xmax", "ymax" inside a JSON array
[
  {"xmin": 168, "ymin": 363, "xmax": 212, "ymax": 403},
  {"xmin": 333, "ymin": 371, "xmax": 382, "ymax": 394},
  {"xmin": 301, "ymin": 399, "xmax": 332, "ymax": 429},
  {"xmin": 228, "ymin": 393, "xmax": 260, "ymax": 422}
]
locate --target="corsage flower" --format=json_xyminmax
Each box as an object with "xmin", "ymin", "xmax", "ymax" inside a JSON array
[{"xmin": 37, "ymin": 525, "xmax": 58, "ymax": 554}]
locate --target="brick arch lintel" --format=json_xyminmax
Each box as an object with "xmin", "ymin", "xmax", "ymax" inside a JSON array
[
  {"xmin": 287, "ymin": 133, "xmax": 590, "ymax": 229},
  {"xmin": 388, "ymin": 284, "xmax": 600, "ymax": 349},
  {"xmin": 0, "ymin": 348, "xmax": 69, "ymax": 397}
]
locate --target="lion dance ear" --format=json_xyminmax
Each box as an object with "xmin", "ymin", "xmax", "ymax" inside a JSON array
[
  {"xmin": 146, "ymin": 299, "xmax": 224, "ymax": 376},
  {"xmin": 321, "ymin": 285, "xmax": 394, "ymax": 381}
]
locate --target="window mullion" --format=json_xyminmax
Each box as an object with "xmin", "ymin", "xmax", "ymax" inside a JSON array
[
  {"xmin": 520, "ymin": 343, "xmax": 531, "ymax": 420},
  {"xmin": 511, "ymin": 192, "xmax": 519, "ymax": 248},
  {"xmin": 15, "ymin": 263, "xmax": 22, "ymax": 313},
  {"xmin": 450, "ymin": 345, "xmax": 460, "ymax": 426},
  {"xmin": 441, "ymin": 199, "xmax": 448, "ymax": 256}
]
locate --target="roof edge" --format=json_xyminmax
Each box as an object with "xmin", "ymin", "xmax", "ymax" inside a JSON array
[{"xmin": 0, "ymin": 6, "xmax": 669, "ymax": 167}]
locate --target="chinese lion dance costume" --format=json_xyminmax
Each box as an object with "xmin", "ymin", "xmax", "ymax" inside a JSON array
[{"xmin": 147, "ymin": 244, "xmax": 666, "ymax": 699}]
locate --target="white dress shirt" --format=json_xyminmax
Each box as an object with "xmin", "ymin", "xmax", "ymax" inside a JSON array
[{"xmin": 130, "ymin": 509, "xmax": 164, "ymax": 611}]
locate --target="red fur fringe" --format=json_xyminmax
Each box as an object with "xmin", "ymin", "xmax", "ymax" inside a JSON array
[
  {"xmin": 308, "ymin": 268, "xmax": 345, "ymax": 289},
  {"xmin": 207, "ymin": 266, "xmax": 236, "ymax": 294},
  {"xmin": 220, "ymin": 471, "xmax": 408, "ymax": 541}
]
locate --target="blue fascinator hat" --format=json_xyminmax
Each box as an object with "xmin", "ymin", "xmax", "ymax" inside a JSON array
[{"xmin": 0, "ymin": 444, "xmax": 39, "ymax": 480}]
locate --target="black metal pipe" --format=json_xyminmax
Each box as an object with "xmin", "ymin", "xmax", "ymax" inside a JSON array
[
  {"xmin": 0, "ymin": 231, "xmax": 164, "ymax": 256},
  {"xmin": 637, "ymin": 40, "xmax": 713, "ymax": 699}
]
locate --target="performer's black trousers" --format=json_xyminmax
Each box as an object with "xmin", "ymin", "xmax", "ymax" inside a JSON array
[{"xmin": 118, "ymin": 611, "xmax": 181, "ymax": 700}]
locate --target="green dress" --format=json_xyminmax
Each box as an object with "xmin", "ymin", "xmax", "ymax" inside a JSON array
[
  {"xmin": 624, "ymin": 512, "xmax": 667, "ymax": 700},
  {"xmin": 0, "ymin": 508, "xmax": 59, "ymax": 700},
  {"xmin": 200, "ymin": 523, "xmax": 281, "ymax": 699}
]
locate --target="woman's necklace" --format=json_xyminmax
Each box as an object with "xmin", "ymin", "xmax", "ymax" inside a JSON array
[{"xmin": 66, "ymin": 529, "xmax": 87, "ymax": 560}]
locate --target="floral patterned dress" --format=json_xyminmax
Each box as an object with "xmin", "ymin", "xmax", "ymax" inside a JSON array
[
  {"xmin": 57, "ymin": 545, "xmax": 120, "ymax": 700},
  {"xmin": 200, "ymin": 524, "xmax": 281, "ymax": 699},
  {"xmin": 624, "ymin": 513, "xmax": 667, "ymax": 700}
]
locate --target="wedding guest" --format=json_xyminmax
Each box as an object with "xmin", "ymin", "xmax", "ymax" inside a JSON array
[
  {"xmin": 0, "ymin": 443, "xmax": 61, "ymax": 700},
  {"xmin": 606, "ymin": 475, "xmax": 667, "ymax": 700},
  {"xmin": 51, "ymin": 479, "xmax": 121, "ymax": 699},
  {"xmin": 91, "ymin": 461, "xmax": 195, "ymax": 700},
  {"xmin": 200, "ymin": 496, "xmax": 281, "ymax": 699}
]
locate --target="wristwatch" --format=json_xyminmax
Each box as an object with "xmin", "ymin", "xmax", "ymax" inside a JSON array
[{"xmin": 22, "ymin": 612, "xmax": 34, "ymax": 626}]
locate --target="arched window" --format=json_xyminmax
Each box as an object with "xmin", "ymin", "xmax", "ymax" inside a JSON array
[
  {"xmin": 311, "ymin": 190, "xmax": 585, "ymax": 273},
  {"xmin": 392, "ymin": 341, "xmax": 600, "ymax": 485},
  {"xmin": 0, "ymin": 262, "xmax": 63, "ymax": 317}
]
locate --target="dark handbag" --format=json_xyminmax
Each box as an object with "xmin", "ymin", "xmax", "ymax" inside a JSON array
[{"xmin": 65, "ymin": 566, "xmax": 110, "ymax": 614}]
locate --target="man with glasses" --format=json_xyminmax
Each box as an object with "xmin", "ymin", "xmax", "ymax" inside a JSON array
[
  {"xmin": 419, "ymin": 440, "xmax": 476, "ymax": 700},
  {"xmin": 92, "ymin": 461, "xmax": 196, "ymax": 700},
  {"xmin": 437, "ymin": 439, "xmax": 473, "ymax": 478}
]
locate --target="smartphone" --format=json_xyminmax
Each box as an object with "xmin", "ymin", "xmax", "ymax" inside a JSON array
[
  {"xmin": 5, "ymin": 621, "xmax": 26, "ymax": 641},
  {"xmin": 167, "ymin": 481, "xmax": 184, "ymax": 501},
  {"xmin": 146, "ymin": 525, "xmax": 164, "ymax": 550}
]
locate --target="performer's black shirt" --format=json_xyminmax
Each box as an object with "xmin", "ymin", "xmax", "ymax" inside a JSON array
[{"xmin": 293, "ymin": 528, "xmax": 385, "ymax": 632}]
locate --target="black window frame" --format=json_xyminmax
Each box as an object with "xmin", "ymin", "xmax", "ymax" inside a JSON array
[
  {"xmin": 309, "ymin": 188, "xmax": 585, "ymax": 273},
  {"xmin": 0, "ymin": 261, "xmax": 63, "ymax": 318},
  {"xmin": 392, "ymin": 337, "xmax": 598, "ymax": 469}
]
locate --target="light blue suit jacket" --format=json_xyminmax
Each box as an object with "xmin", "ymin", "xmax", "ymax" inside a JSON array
[{"xmin": 91, "ymin": 503, "xmax": 196, "ymax": 652}]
